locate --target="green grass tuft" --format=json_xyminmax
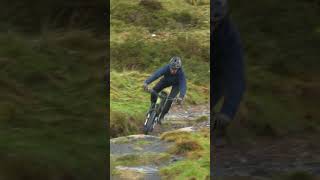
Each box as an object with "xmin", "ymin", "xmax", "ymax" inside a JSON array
[{"xmin": 160, "ymin": 129, "xmax": 210, "ymax": 179}]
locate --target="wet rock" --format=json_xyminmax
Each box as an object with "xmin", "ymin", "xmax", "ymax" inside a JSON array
[
  {"xmin": 170, "ymin": 156, "xmax": 183, "ymax": 163},
  {"xmin": 176, "ymin": 126, "xmax": 195, "ymax": 132},
  {"xmin": 116, "ymin": 165, "xmax": 159, "ymax": 174}
]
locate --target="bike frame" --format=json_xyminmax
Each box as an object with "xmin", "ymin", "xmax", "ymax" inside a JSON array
[
  {"xmin": 143, "ymin": 88, "xmax": 179, "ymax": 134},
  {"xmin": 148, "ymin": 89, "xmax": 178, "ymax": 115}
]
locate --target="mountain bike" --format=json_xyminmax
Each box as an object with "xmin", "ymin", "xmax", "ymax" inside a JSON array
[{"xmin": 143, "ymin": 88, "xmax": 178, "ymax": 135}]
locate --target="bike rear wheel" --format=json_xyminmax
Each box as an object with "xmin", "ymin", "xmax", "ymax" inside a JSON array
[{"xmin": 144, "ymin": 111, "xmax": 156, "ymax": 135}]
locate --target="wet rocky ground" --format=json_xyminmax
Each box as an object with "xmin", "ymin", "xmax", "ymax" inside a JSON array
[
  {"xmin": 110, "ymin": 135, "xmax": 172, "ymax": 180},
  {"xmin": 152, "ymin": 104, "xmax": 210, "ymax": 134},
  {"xmin": 110, "ymin": 104, "xmax": 210, "ymax": 180},
  {"xmin": 213, "ymin": 134, "xmax": 320, "ymax": 179}
]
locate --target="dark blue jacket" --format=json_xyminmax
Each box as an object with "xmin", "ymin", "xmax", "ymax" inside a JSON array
[{"xmin": 144, "ymin": 64, "xmax": 187, "ymax": 98}]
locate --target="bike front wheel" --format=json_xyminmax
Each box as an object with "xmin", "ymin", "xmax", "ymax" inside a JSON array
[{"xmin": 144, "ymin": 111, "xmax": 156, "ymax": 135}]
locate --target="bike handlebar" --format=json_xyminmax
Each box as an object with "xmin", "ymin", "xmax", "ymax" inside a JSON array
[{"xmin": 145, "ymin": 88, "xmax": 178, "ymax": 101}]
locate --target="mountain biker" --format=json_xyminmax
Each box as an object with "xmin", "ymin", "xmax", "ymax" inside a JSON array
[
  {"xmin": 143, "ymin": 56, "xmax": 187, "ymax": 124},
  {"xmin": 211, "ymin": 0, "xmax": 246, "ymax": 136}
]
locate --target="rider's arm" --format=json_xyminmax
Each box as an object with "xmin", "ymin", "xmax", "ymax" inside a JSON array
[
  {"xmin": 178, "ymin": 70, "xmax": 187, "ymax": 98},
  {"xmin": 144, "ymin": 65, "xmax": 169, "ymax": 85}
]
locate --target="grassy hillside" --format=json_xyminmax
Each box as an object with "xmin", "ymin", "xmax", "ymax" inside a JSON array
[
  {"xmin": 0, "ymin": 0, "xmax": 107, "ymax": 33},
  {"xmin": 110, "ymin": 0, "xmax": 210, "ymax": 137},
  {"xmin": 0, "ymin": 30, "xmax": 107, "ymax": 179},
  {"xmin": 111, "ymin": 0, "xmax": 210, "ymax": 85},
  {"xmin": 224, "ymin": 0, "xmax": 320, "ymax": 137}
]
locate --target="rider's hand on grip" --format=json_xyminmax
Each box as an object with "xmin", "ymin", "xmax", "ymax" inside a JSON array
[{"xmin": 143, "ymin": 83, "xmax": 149, "ymax": 92}]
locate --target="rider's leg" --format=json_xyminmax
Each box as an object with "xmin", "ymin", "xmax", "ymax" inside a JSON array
[
  {"xmin": 219, "ymin": 17, "xmax": 246, "ymax": 120},
  {"xmin": 160, "ymin": 85, "xmax": 179, "ymax": 120},
  {"xmin": 150, "ymin": 79, "xmax": 171, "ymax": 108}
]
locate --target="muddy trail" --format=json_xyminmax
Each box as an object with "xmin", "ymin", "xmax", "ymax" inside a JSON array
[
  {"xmin": 214, "ymin": 133, "xmax": 320, "ymax": 179},
  {"xmin": 152, "ymin": 104, "xmax": 210, "ymax": 134},
  {"xmin": 110, "ymin": 104, "xmax": 210, "ymax": 180}
]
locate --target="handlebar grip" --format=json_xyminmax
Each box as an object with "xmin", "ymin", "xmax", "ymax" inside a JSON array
[{"xmin": 147, "ymin": 88, "xmax": 156, "ymax": 95}]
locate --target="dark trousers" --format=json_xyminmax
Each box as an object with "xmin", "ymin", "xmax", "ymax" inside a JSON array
[
  {"xmin": 151, "ymin": 79, "xmax": 179, "ymax": 116},
  {"xmin": 211, "ymin": 16, "xmax": 246, "ymax": 120}
]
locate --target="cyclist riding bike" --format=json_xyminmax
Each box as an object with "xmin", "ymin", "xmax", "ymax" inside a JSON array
[{"xmin": 143, "ymin": 56, "xmax": 187, "ymax": 124}]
